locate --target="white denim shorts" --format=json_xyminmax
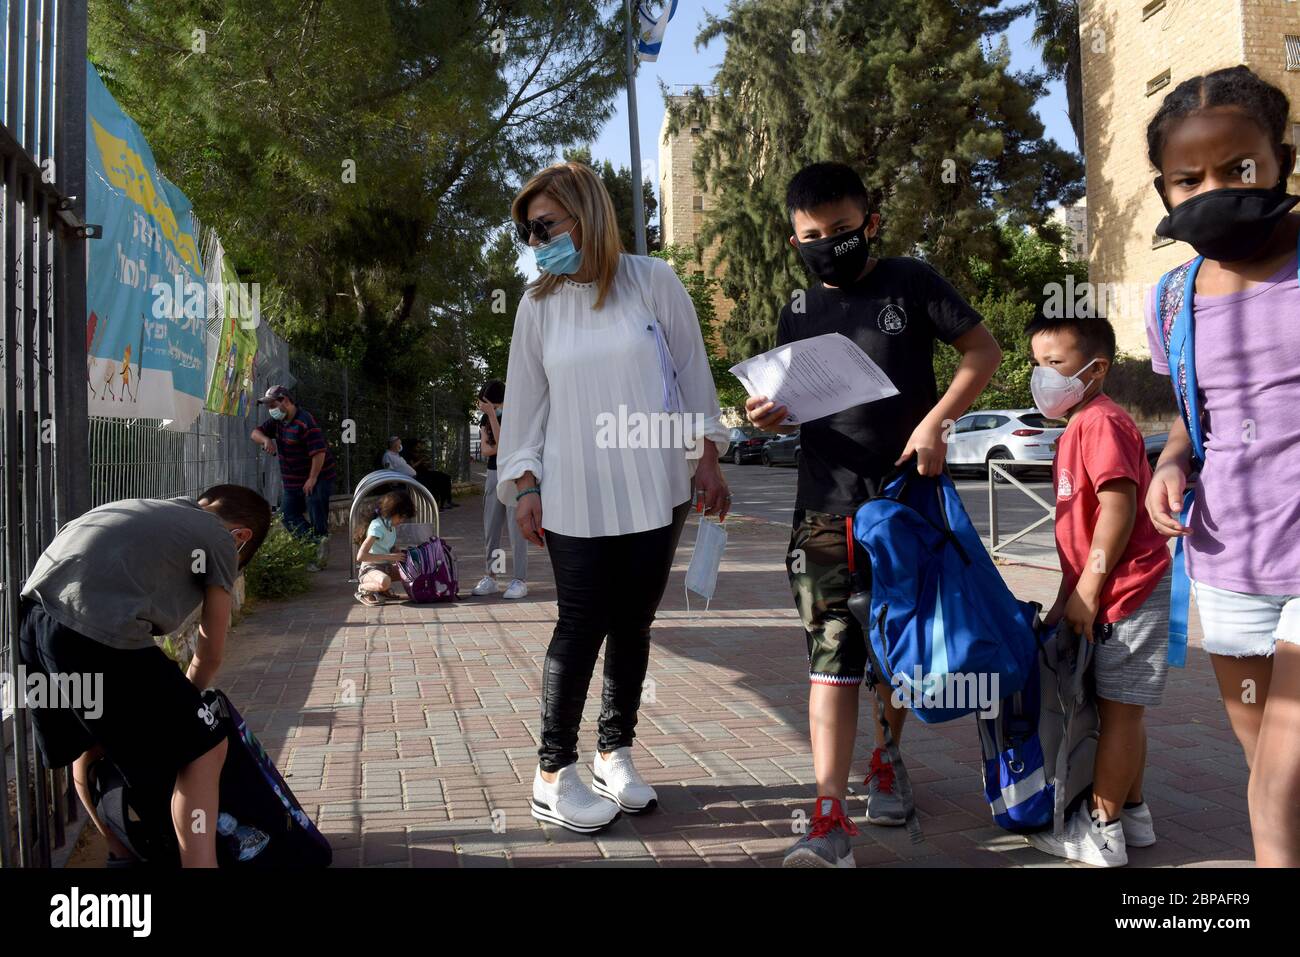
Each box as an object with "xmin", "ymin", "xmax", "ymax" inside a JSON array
[{"xmin": 1191, "ymin": 580, "xmax": 1300, "ymax": 658}]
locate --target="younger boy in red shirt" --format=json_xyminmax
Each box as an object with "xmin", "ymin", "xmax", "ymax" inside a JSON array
[{"xmin": 1026, "ymin": 313, "xmax": 1171, "ymax": 867}]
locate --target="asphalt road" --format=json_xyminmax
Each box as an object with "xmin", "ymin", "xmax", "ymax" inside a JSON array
[{"xmin": 720, "ymin": 458, "xmax": 1060, "ymax": 569}]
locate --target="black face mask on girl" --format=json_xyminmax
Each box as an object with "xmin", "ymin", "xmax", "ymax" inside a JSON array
[
  {"xmin": 1155, "ymin": 171, "xmax": 1299, "ymax": 262},
  {"xmin": 795, "ymin": 219, "xmax": 872, "ymax": 286}
]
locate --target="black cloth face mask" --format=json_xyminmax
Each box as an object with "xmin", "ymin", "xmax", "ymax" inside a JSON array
[
  {"xmin": 795, "ymin": 219, "xmax": 872, "ymax": 286},
  {"xmin": 1155, "ymin": 174, "xmax": 1299, "ymax": 262}
]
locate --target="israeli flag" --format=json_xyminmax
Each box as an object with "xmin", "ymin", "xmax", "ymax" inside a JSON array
[{"xmin": 636, "ymin": 0, "xmax": 678, "ymax": 62}]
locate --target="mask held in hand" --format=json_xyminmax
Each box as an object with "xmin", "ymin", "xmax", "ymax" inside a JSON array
[{"xmin": 684, "ymin": 517, "xmax": 728, "ymax": 613}]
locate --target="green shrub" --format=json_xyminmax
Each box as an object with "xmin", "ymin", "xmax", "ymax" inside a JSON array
[
  {"xmin": 244, "ymin": 520, "xmax": 318, "ymax": 600},
  {"xmin": 935, "ymin": 292, "xmax": 1037, "ymax": 411},
  {"xmin": 1107, "ymin": 354, "xmax": 1177, "ymax": 419}
]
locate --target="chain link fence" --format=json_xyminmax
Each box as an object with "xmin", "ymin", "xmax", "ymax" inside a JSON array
[
  {"xmin": 287, "ymin": 349, "xmax": 472, "ymax": 497},
  {"xmin": 85, "ymin": 337, "xmax": 472, "ymax": 510}
]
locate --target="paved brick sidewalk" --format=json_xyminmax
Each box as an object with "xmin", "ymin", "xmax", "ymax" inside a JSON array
[{"xmin": 220, "ymin": 479, "xmax": 1253, "ymax": 868}]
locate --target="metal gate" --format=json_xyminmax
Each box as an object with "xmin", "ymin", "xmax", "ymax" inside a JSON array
[{"xmin": 1, "ymin": 0, "xmax": 92, "ymax": 868}]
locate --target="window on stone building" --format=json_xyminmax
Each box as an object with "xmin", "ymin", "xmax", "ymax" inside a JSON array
[
  {"xmin": 1286, "ymin": 36, "xmax": 1300, "ymax": 71},
  {"xmin": 692, "ymin": 195, "xmax": 704, "ymax": 211},
  {"xmin": 1146, "ymin": 69, "xmax": 1171, "ymax": 97}
]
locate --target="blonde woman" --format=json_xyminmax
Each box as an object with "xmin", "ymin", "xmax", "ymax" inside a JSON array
[{"xmin": 496, "ymin": 162, "xmax": 731, "ymax": 833}]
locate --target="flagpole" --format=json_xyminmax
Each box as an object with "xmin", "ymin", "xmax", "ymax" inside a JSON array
[{"xmin": 624, "ymin": 0, "xmax": 647, "ymax": 256}]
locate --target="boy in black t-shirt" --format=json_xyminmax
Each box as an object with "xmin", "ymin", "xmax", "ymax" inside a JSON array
[{"xmin": 747, "ymin": 162, "xmax": 1001, "ymax": 868}]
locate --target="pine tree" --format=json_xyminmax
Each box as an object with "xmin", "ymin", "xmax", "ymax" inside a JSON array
[
  {"xmin": 89, "ymin": 0, "xmax": 627, "ymax": 397},
  {"xmin": 666, "ymin": 0, "xmax": 1084, "ymax": 359},
  {"xmin": 564, "ymin": 146, "xmax": 660, "ymax": 251}
]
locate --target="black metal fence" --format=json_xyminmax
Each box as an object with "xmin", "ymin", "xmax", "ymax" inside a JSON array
[
  {"xmin": 1, "ymin": 0, "xmax": 91, "ymax": 868},
  {"xmin": 288, "ymin": 348, "xmax": 473, "ymax": 496},
  {"xmin": 0, "ymin": 0, "xmax": 472, "ymax": 869}
]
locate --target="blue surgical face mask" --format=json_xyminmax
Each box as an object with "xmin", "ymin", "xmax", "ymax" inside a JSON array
[
  {"xmin": 268, "ymin": 407, "xmax": 287, "ymax": 421},
  {"xmin": 685, "ymin": 518, "xmax": 728, "ymax": 613},
  {"xmin": 532, "ymin": 226, "xmax": 583, "ymax": 276}
]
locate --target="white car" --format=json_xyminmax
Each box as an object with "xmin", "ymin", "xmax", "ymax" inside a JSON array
[{"xmin": 946, "ymin": 409, "xmax": 1066, "ymax": 477}]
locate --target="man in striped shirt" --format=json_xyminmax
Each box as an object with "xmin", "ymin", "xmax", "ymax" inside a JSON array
[{"xmin": 250, "ymin": 385, "xmax": 337, "ymax": 550}]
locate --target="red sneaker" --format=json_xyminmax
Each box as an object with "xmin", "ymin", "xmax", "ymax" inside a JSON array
[{"xmin": 863, "ymin": 748, "xmax": 907, "ymax": 826}]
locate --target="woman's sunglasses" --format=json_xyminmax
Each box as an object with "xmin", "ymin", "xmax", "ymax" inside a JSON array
[{"xmin": 514, "ymin": 214, "xmax": 574, "ymax": 245}]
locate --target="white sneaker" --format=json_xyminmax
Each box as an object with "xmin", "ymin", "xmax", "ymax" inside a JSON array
[
  {"xmin": 591, "ymin": 747, "xmax": 658, "ymax": 814},
  {"xmin": 530, "ymin": 764, "xmax": 620, "ymax": 833},
  {"xmin": 1029, "ymin": 804, "xmax": 1127, "ymax": 867},
  {"xmin": 1121, "ymin": 802, "xmax": 1157, "ymax": 848},
  {"xmin": 471, "ymin": 575, "xmax": 499, "ymax": 597},
  {"xmin": 502, "ymin": 579, "xmax": 528, "ymax": 600}
]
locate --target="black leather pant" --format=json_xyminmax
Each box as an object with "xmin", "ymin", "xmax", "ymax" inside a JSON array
[{"xmin": 538, "ymin": 501, "xmax": 689, "ymax": 772}]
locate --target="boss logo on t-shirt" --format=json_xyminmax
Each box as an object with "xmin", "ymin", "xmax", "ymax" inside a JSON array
[
  {"xmin": 877, "ymin": 304, "xmax": 907, "ymax": 335},
  {"xmin": 1057, "ymin": 468, "xmax": 1075, "ymax": 500}
]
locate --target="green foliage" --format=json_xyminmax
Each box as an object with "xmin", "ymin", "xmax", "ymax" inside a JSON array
[
  {"xmin": 935, "ymin": 292, "xmax": 1036, "ymax": 410},
  {"xmin": 464, "ymin": 231, "xmax": 528, "ymax": 385},
  {"xmin": 937, "ymin": 223, "xmax": 1088, "ymax": 410},
  {"xmin": 565, "ymin": 146, "xmax": 660, "ymax": 251},
  {"xmin": 652, "ymin": 245, "xmax": 747, "ymax": 408},
  {"xmin": 666, "ymin": 0, "xmax": 1084, "ymax": 362},
  {"xmin": 243, "ymin": 521, "xmax": 318, "ymax": 601},
  {"xmin": 89, "ymin": 0, "xmax": 626, "ymax": 409},
  {"xmin": 1027, "ymin": 1, "xmax": 1083, "ymax": 149},
  {"xmin": 967, "ymin": 222, "xmax": 1089, "ymax": 305}
]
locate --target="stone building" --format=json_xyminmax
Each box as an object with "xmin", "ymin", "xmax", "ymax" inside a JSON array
[
  {"xmin": 1050, "ymin": 198, "xmax": 1089, "ymax": 262},
  {"xmin": 1079, "ymin": 0, "xmax": 1300, "ymax": 355},
  {"xmin": 658, "ymin": 94, "xmax": 735, "ymax": 352}
]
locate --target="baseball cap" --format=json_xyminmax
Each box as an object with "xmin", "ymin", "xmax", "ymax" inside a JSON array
[{"xmin": 258, "ymin": 385, "xmax": 292, "ymax": 404}]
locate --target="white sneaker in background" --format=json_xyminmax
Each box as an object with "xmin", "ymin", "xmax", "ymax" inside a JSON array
[
  {"xmin": 471, "ymin": 575, "xmax": 499, "ymax": 596},
  {"xmin": 1121, "ymin": 802, "xmax": 1157, "ymax": 848},
  {"xmin": 530, "ymin": 764, "xmax": 620, "ymax": 833},
  {"xmin": 591, "ymin": 746, "xmax": 658, "ymax": 814},
  {"xmin": 1029, "ymin": 804, "xmax": 1128, "ymax": 867},
  {"xmin": 502, "ymin": 579, "xmax": 528, "ymax": 600}
]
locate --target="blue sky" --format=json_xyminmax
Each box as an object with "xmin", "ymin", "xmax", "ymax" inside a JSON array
[
  {"xmin": 596, "ymin": 0, "xmax": 1077, "ymax": 194},
  {"xmin": 520, "ymin": 1, "xmax": 1072, "ymax": 276}
]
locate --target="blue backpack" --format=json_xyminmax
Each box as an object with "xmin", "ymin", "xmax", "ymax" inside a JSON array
[
  {"xmin": 850, "ymin": 467, "xmax": 1041, "ymax": 724},
  {"xmin": 977, "ymin": 622, "xmax": 1099, "ymax": 836},
  {"xmin": 1154, "ymin": 229, "xmax": 1300, "ymax": 668}
]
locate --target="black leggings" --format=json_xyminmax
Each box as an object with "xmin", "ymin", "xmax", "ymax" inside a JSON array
[{"xmin": 539, "ymin": 501, "xmax": 689, "ymax": 772}]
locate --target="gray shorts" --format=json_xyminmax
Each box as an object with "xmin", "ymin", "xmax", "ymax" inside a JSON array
[{"xmin": 1094, "ymin": 570, "xmax": 1171, "ymax": 707}]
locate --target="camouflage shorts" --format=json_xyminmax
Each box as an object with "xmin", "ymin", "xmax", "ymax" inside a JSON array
[{"xmin": 787, "ymin": 508, "xmax": 872, "ymax": 685}]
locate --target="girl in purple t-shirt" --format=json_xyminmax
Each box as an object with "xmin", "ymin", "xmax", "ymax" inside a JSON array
[{"xmin": 1143, "ymin": 66, "xmax": 1300, "ymax": 868}]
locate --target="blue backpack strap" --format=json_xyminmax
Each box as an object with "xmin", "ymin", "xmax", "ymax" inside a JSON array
[
  {"xmin": 1158, "ymin": 256, "xmax": 1206, "ymax": 462},
  {"xmin": 1156, "ymin": 255, "xmax": 1203, "ymax": 669}
]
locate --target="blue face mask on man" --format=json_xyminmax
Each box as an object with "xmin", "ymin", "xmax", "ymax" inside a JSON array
[
  {"xmin": 532, "ymin": 224, "xmax": 583, "ymax": 276},
  {"xmin": 269, "ymin": 407, "xmax": 287, "ymax": 421}
]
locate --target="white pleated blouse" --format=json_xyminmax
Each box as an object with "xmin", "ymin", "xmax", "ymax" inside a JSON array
[{"xmin": 494, "ymin": 254, "xmax": 729, "ymax": 538}]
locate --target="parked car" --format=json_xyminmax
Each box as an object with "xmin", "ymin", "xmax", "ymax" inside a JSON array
[
  {"xmin": 724, "ymin": 426, "xmax": 778, "ymax": 465},
  {"xmin": 1144, "ymin": 432, "xmax": 1168, "ymax": 470},
  {"xmin": 945, "ymin": 409, "xmax": 1066, "ymax": 478},
  {"xmin": 762, "ymin": 431, "xmax": 801, "ymax": 467}
]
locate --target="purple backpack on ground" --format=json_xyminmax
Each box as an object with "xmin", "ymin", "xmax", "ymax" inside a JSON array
[{"xmin": 398, "ymin": 535, "xmax": 458, "ymax": 602}]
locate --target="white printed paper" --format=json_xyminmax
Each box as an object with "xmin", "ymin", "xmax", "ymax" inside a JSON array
[{"xmin": 729, "ymin": 332, "xmax": 899, "ymax": 425}]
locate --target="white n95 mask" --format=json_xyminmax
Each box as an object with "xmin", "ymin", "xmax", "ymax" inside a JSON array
[
  {"xmin": 685, "ymin": 517, "xmax": 727, "ymax": 613},
  {"xmin": 1030, "ymin": 358, "xmax": 1099, "ymax": 420}
]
